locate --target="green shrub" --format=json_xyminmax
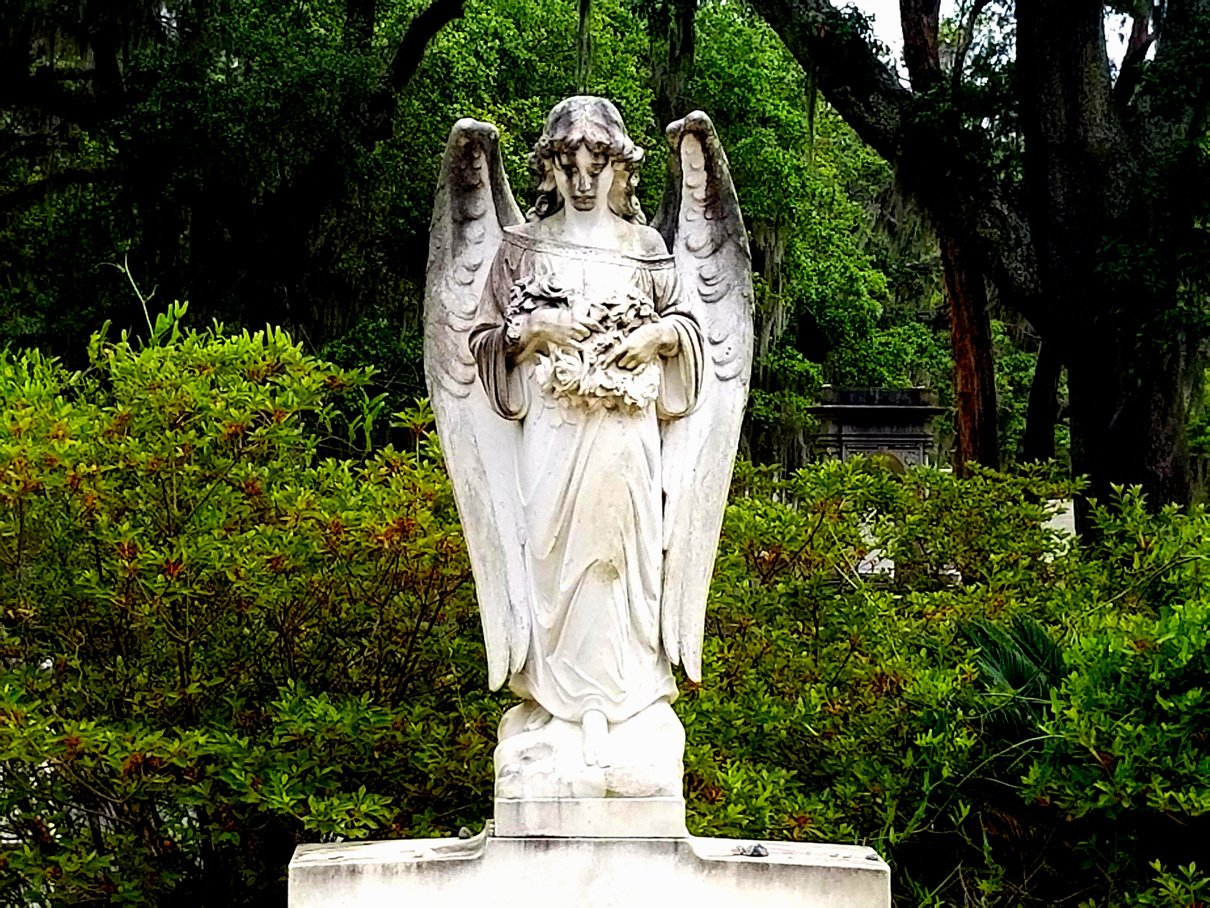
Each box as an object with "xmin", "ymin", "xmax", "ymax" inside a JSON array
[
  {"xmin": 684, "ymin": 461, "xmax": 1075, "ymax": 901},
  {"xmin": 4, "ymin": 314, "xmax": 1209, "ymax": 906},
  {"xmin": 0, "ymin": 309, "xmax": 499, "ymax": 904},
  {"xmin": 688, "ymin": 462, "xmax": 1210, "ymax": 905}
]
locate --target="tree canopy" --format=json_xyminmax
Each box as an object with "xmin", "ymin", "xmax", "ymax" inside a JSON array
[
  {"xmin": 747, "ymin": 0, "xmax": 1210, "ymax": 511},
  {"xmin": 2, "ymin": 0, "xmax": 962, "ymax": 470}
]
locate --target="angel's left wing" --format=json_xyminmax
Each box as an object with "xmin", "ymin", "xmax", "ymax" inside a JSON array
[
  {"xmin": 424, "ymin": 119, "xmax": 529, "ymax": 692},
  {"xmin": 655, "ymin": 111, "xmax": 755, "ymax": 683}
]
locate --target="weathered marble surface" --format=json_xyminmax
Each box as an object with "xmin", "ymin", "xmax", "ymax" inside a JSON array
[
  {"xmin": 288, "ymin": 831, "xmax": 891, "ymax": 908},
  {"xmin": 289, "ymin": 96, "xmax": 893, "ymax": 908},
  {"xmin": 494, "ymin": 700, "xmax": 684, "ymax": 802},
  {"xmin": 493, "ymin": 797, "xmax": 686, "ymax": 838},
  {"xmin": 425, "ymin": 97, "xmax": 753, "ymax": 810}
]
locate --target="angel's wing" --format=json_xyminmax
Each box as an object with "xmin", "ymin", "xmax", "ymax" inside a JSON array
[
  {"xmin": 424, "ymin": 119, "xmax": 528, "ymax": 691},
  {"xmin": 655, "ymin": 111, "xmax": 755, "ymax": 682}
]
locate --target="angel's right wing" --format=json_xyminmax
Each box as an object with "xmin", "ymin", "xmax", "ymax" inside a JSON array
[{"xmin": 424, "ymin": 119, "xmax": 529, "ymax": 691}]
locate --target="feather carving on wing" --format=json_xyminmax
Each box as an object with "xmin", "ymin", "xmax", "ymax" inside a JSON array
[
  {"xmin": 424, "ymin": 120, "xmax": 529, "ymax": 691},
  {"xmin": 654, "ymin": 111, "xmax": 755, "ymax": 682}
]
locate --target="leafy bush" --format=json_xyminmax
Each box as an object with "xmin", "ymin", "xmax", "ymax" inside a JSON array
[
  {"xmin": 691, "ymin": 464, "xmax": 1210, "ymax": 905},
  {"xmin": 3, "ymin": 316, "xmax": 1209, "ymax": 906},
  {"xmin": 319, "ymin": 315, "xmax": 427, "ymax": 432},
  {"xmin": 684, "ymin": 461, "xmax": 1077, "ymax": 899},
  {"xmin": 0, "ymin": 310, "xmax": 499, "ymax": 904}
]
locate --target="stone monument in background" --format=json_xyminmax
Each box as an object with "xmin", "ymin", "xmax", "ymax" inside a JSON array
[
  {"xmin": 808, "ymin": 386, "xmax": 946, "ymax": 468},
  {"xmin": 288, "ymin": 96, "xmax": 890, "ymax": 907}
]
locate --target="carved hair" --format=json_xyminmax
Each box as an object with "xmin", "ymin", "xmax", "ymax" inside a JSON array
[{"xmin": 527, "ymin": 96, "xmax": 646, "ymax": 224}]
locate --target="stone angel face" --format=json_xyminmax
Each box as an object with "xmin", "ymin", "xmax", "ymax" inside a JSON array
[
  {"xmin": 423, "ymin": 97, "xmax": 753, "ymax": 832},
  {"xmin": 554, "ymin": 145, "xmax": 612, "ymax": 212},
  {"xmin": 527, "ymin": 96, "xmax": 645, "ymax": 223}
]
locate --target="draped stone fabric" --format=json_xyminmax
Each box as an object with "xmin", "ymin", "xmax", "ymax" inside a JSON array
[{"xmin": 470, "ymin": 229, "xmax": 704, "ymax": 725}]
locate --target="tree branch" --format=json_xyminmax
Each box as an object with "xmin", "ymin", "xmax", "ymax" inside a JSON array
[
  {"xmin": 385, "ymin": 0, "xmax": 464, "ymax": 93},
  {"xmin": 0, "ymin": 167, "xmax": 112, "ymax": 217},
  {"xmin": 1115, "ymin": 5, "xmax": 1155, "ymax": 106},
  {"xmin": 365, "ymin": 0, "xmax": 465, "ymax": 140},
  {"xmin": 951, "ymin": 0, "xmax": 992, "ymax": 91},
  {"xmin": 1131, "ymin": 0, "xmax": 1210, "ymax": 153},
  {"xmin": 746, "ymin": 0, "xmax": 910, "ymax": 161},
  {"xmin": 899, "ymin": 0, "xmax": 942, "ymax": 92},
  {"xmin": 749, "ymin": 0, "xmax": 1046, "ymax": 327}
]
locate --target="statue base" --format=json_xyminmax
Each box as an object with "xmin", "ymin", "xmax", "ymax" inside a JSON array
[
  {"xmin": 494, "ymin": 701, "xmax": 685, "ymax": 801},
  {"xmin": 494, "ymin": 796, "xmax": 686, "ymax": 837},
  {"xmin": 288, "ymin": 827, "xmax": 891, "ymax": 908}
]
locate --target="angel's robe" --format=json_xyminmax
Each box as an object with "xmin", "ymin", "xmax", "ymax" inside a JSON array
[{"xmin": 470, "ymin": 227, "xmax": 705, "ymax": 725}]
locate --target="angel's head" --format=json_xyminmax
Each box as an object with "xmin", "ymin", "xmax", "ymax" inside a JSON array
[{"xmin": 528, "ymin": 96, "xmax": 646, "ymax": 224}]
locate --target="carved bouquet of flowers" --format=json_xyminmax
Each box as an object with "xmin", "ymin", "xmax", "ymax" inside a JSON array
[{"xmin": 507, "ymin": 273, "xmax": 663, "ymax": 412}]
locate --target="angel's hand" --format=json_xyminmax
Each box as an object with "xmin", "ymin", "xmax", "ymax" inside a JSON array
[
  {"xmin": 611, "ymin": 322, "xmax": 679, "ymax": 370},
  {"xmin": 517, "ymin": 309, "xmax": 599, "ymax": 354}
]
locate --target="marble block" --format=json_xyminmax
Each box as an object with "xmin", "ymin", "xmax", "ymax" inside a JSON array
[
  {"xmin": 494, "ymin": 702, "xmax": 685, "ymax": 805},
  {"xmin": 288, "ymin": 829, "xmax": 891, "ymax": 908},
  {"xmin": 493, "ymin": 796, "xmax": 686, "ymax": 837}
]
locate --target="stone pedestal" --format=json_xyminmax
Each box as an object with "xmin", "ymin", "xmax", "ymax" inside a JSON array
[
  {"xmin": 494, "ymin": 796, "xmax": 686, "ymax": 837},
  {"xmin": 288, "ymin": 828, "xmax": 891, "ymax": 908}
]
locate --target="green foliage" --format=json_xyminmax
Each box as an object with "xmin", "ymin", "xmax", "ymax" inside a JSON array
[
  {"xmin": 0, "ymin": 312, "xmax": 498, "ymax": 903},
  {"xmin": 966, "ymin": 615, "xmax": 1063, "ymax": 706},
  {"xmin": 320, "ymin": 314, "xmax": 427, "ymax": 439},
  {"xmin": 690, "ymin": 1, "xmax": 895, "ymax": 380},
  {"xmin": 3, "ymin": 0, "xmax": 962, "ymax": 472},
  {"xmin": 684, "ymin": 461, "xmax": 1074, "ymax": 856},
  {"xmin": 1126, "ymin": 861, "xmax": 1210, "ymax": 906},
  {"xmin": 391, "ymin": 0, "xmax": 660, "ymax": 235},
  {"xmin": 746, "ymin": 342, "xmax": 824, "ymax": 449},
  {"xmin": 0, "ymin": 0, "xmax": 662, "ymax": 353},
  {"xmin": 686, "ymin": 2, "xmax": 950, "ymax": 467},
  {"xmin": 6, "ymin": 316, "xmax": 1210, "ymax": 904},
  {"xmin": 1023, "ymin": 490, "xmax": 1210, "ymax": 827},
  {"xmin": 687, "ymin": 463, "xmax": 1210, "ymax": 904},
  {"xmin": 993, "ymin": 318, "xmax": 1039, "ymax": 460},
  {"xmin": 827, "ymin": 319, "xmax": 950, "ymax": 389}
]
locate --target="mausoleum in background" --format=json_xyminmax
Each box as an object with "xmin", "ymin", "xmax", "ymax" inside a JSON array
[{"xmin": 807, "ymin": 386, "xmax": 946, "ymax": 469}]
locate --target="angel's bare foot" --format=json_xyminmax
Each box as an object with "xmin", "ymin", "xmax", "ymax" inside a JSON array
[{"xmin": 581, "ymin": 709, "xmax": 611, "ymax": 767}]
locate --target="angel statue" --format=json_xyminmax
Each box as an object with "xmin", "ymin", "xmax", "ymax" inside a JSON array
[{"xmin": 425, "ymin": 96, "xmax": 752, "ymax": 829}]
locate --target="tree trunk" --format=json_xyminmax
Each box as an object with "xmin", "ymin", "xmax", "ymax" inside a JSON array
[
  {"xmin": 1066, "ymin": 325, "xmax": 1194, "ymax": 515},
  {"xmin": 898, "ymin": 0, "xmax": 941, "ymax": 92},
  {"xmin": 651, "ymin": 0, "xmax": 696, "ymax": 129},
  {"xmin": 744, "ymin": 0, "xmax": 1210, "ymax": 510},
  {"xmin": 1022, "ymin": 339, "xmax": 1061, "ymax": 463},
  {"xmin": 899, "ymin": 0, "xmax": 998, "ymax": 473},
  {"xmin": 941, "ymin": 230, "xmax": 999, "ymax": 473},
  {"xmin": 1016, "ymin": 0, "xmax": 1193, "ymax": 512}
]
